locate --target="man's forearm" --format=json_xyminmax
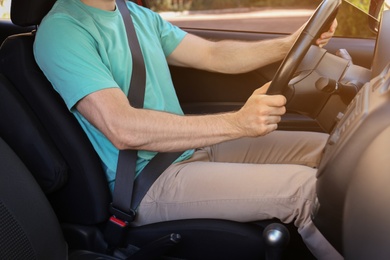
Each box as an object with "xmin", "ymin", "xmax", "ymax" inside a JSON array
[
  {"xmin": 116, "ymin": 108, "xmax": 242, "ymax": 152},
  {"xmin": 77, "ymin": 88, "xmax": 244, "ymax": 152},
  {"xmin": 167, "ymin": 32, "xmax": 295, "ymax": 75},
  {"xmin": 206, "ymin": 35, "xmax": 293, "ymax": 74},
  {"xmin": 76, "ymin": 87, "xmax": 285, "ymax": 153},
  {"xmin": 207, "ymin": 19, "xmax": 337, "ymax": 74}
]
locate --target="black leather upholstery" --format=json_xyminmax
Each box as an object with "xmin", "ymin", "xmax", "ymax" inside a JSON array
[
  {"xmin": 0, "ymin": 74, "xmax": 68, "ymax": 193},
  {"xmin": 0, "ymin": 32, "xmax": 111, "ymax": 225},
  {"xmin": 0, "ymin": 136, "xmax": 121, "ymax": 260},
  {"xmin": 0, "ymin": 137, "xmax": 68, "ymax": 259}
]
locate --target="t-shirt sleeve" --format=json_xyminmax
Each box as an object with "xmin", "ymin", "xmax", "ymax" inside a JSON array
[
  {"xmin": 34, "ymin": 15, "xmax": 119, "ymax": 110},
  {"xmin": 153, "ymin": 12, "xmax": 187, "ymax": 57},
  {"xmin": 130, "ymin": 4, "xmax": 187, "ymax": 57}
]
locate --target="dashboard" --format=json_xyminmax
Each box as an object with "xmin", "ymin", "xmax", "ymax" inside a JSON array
[{"xmin": 311, "ymin": 9, "xmax": 390, "ymax": 258}]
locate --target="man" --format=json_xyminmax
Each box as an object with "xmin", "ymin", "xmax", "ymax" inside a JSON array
[{"xmin": 34, "ymin": 0, "xmax": 340, "ymax": 259}]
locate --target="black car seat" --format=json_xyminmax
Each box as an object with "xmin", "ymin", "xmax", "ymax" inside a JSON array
[
  {"xmin": 0, "ymin": 46, "xmax": 270, "ymax": 259},
  {"xmin": 0, "ymin": 133, "xmax": 124, "ymax": 259},
  {"xmin": 0, "ymin": 0, "xmax": 313, "ymax": 259},
  {"xmin": 0, "ymin": 135, "xmax": 69, "ymax": 260}
]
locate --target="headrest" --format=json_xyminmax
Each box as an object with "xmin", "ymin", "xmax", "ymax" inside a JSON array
[{"xmin": 11, "ymin": 0, "xmax": 56, "ymax": 27}]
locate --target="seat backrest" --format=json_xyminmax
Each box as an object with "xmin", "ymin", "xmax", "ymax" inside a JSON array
[
  {"xmin": 0, "ymin": 74, "xmax": 68, "ymax": 194},
  {"xmin": 0, "ymin": 0, "xmax": 111, "ymax": 225},
  {"xmin": 0, "ymin": 136, "xmax": 68, "ymax": 259}
]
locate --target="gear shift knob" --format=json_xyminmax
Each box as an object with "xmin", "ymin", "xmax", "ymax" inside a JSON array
[{"xmin": 263, "ymin": 223, "xmax": 290, "ymax": 260}]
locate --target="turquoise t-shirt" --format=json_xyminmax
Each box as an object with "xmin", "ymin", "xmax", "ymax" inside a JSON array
[{"xmin": 34, "ymin": 0, "xmax": 194, "ymax": 190}]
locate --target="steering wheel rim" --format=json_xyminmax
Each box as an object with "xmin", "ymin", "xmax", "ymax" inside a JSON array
[{"xmin": 266, "ymin": 0, "xmax": 342, "ymax": 101}]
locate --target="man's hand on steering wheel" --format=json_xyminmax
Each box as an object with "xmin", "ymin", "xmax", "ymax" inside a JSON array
[
  {"xmin": 289, "ymin": 19, "xmax": 338, "ymax": 49},
  {"xmin": 316, "ymin": 19, "xmax": 338, "ymax": 47}
]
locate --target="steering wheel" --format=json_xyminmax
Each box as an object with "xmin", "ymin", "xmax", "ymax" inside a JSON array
[{"xmin": 266, "ymin": 0, "xmax": 342, "ymax": 101}]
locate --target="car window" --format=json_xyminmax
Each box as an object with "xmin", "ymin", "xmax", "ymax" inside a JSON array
[
  {"xmin": 0, "ymin": 0, "xmax": 10, "ymax": 19},
  {"xmin": 0, "ymin": 0, "xmax": 378, "ymax": 38},
  {"xmin": 146, "ymin": 0, "xmax": 377, "ymax": 39}
]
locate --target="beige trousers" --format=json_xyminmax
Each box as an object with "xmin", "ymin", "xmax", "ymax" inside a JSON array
[{"xmin": 134, "ymin": 131, "xmax": 342, "ymax": 260}]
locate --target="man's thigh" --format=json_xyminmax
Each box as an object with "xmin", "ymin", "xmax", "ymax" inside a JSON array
[
  {"xmin": 209, "ymin": 131, "xmax": 328, "ymax": 167},
  {"xmin": 135, "ymin": 149, "xmax": 317, "ymax": 227}
]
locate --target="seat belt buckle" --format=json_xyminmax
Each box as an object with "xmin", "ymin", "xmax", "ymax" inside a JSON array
[
  {"xmin": 105, "ymin": 204, "xmax": 136, "ymax": 249},
  {"xmin": 109, "ymin": 203, "xmax": 136, "ymax": 223},
  {"xmin": 109, "ymin": 215, "xmax": 129, "ymax": 228},
  {"xmin": 105, "ymin": 215, "xmax": 130, "ymax": 249}
]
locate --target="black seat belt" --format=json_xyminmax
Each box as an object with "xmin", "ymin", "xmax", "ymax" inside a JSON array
[{"xmin": 106, "ymin": 0, "xmax": 183, "ymax": 250}]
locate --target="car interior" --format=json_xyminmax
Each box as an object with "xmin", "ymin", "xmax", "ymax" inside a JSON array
[{"xmin": 0, "ymin": 0, "xmax": 390, "ymax": 259}]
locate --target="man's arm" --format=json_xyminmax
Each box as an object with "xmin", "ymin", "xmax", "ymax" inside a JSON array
[
  {"xmin": 167, "ymin": 33, "xmax": 292, "ymax": 74},
  {"xmin": 75, "ymin": 20, "xmax": 336, "ymax": 152},
  {"xmin": 75, "ymin": 83, "xmax": 285, "ymax": 152},
  {"xmin": 167, "ymin": 19, "xmax": 338, "ymax": 74}
]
